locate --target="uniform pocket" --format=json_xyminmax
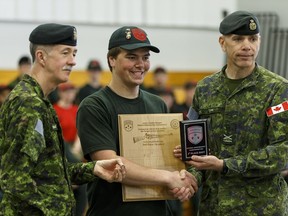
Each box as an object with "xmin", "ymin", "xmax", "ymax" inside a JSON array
[
  {"xmin": 246, "ymin": 175, "xmax": 282, "ymax": 198},
  {"xmin": 198, "ymin": 107, "xmax": 224, "ymax": 154}
]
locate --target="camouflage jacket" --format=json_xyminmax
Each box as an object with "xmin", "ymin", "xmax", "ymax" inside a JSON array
[
  {"xmin": 0, "ymin": 75, "xmax": 97, "ymax": 216},
  {"xmin": 189, "ymin": 65, "xmax": 288, "ymax": 215}
]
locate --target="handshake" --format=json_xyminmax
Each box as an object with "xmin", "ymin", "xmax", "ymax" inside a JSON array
[
  {"xmin": 94, "ymin": 157, "xmax": 198, "ymax": 202},
  {"xmin": 167, "ymin": 169, "xmax": 198, "ymax": 202}
]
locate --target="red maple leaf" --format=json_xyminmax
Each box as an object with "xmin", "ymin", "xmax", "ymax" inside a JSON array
[{"xmin": 274, "ymin": 106, "xmax": 281, "ymax": 111}]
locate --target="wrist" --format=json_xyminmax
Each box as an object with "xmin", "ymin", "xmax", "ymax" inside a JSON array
[
  {"xmin": 165, "ymin": 171, "xmax": 178, "ymax": 189},
  {"xmin": 92, "ymin": 161, "xmax": 98, "ymax": 176}
]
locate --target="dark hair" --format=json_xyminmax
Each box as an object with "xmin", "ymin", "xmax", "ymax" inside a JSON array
[
  {"xmin": 29, "ymin": 43, "xmax": 52, "ymax": 62},
  {"xmin": 184, "ymin": 81, "xmax": 197, "ymax": 90},
  {"xmin": 29, "ymin": 43, "xmax": 37, "ymax": 62},
  {"xmin": 107, "ymin": 47, "xmax": 122, "ymax": 72},
  {"xmin": 154, "ymin": 66, "xmax": 167, "ymax": 74},
  {"xmin": 18, "ymin": 55, "xmax": 31, "ymax": 66}
]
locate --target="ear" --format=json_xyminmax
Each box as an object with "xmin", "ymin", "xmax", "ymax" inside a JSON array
[
  {"xmin": 35, "ymin": 50, "xmax": 46, "ymax": 66},
  {"xmin": 219, "ymin": 36, "xmax": 226, "ymax": 52},
  {"xmin": 108, "ymin": 56, "xmax": 116, "ymax": 67}
]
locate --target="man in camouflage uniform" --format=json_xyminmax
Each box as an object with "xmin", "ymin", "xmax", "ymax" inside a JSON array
[
  {"xmin": 174, "ymin": 11, "xmax": 288, "ymax": 215},
  {"xmin": 0, "ymin": 23, "xmax": 126, "ymax": 216}
]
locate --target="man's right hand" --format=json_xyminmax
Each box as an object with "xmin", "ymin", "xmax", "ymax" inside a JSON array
[
  {"xmin": 168, "ymin": 170, "xmax": 198, "ymax": 202},
  {"xmin": 94, "ymin": 158, "xmax": 126, "ymax": 183}
]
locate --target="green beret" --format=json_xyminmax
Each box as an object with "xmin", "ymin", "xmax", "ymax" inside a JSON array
[
  {"xmin": 219, "ymin": 11, "xmax": 260, "ymax": 35},
  {"xmin": 108, "ymin": 26, "xmax": 160, "ymax": 53},
  {"xmin": 29, "ymin": 23, "xmax": 77, "ymax": 46}
]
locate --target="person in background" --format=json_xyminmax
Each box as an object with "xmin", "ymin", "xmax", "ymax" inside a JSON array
[
  {"xmin": 146, "ymin": 66, "xmax": 171, "ymax": 95},
  {"xmin": 0, "ymin": 85, "xmax": 11, "ymax": 107},
  {"xmin": 0, "ymin": 23, "xmax": 126, "ymax": 215},
  {"xmin": 172, "ymin": 81, "xmax": 197, "ymax": 120},
  {"xmin": 157, "ymin": 89, "xmax": 177, "ymax": 112},
  {"xmin": 174, "ymin": 11, "xmax": 288, "ymax": 215},
  {"xmin": 53, "ymin": 82, "xmax": 79, "ymax": 149},
  {"xmin": 75, "ymin": 59, "xmax": 103, "ymax": 104},
  {"xmin": 53, "ymin": 82, "xmax": 88, "ymax": 216},
  {"xmin": 8, "ymin": 55, "xmax": 32, "ymax": 89},
  {"xmin": 77, "ymin": 25, "xmax": 198, "ymax": 216},
  {"xmin": 0, "ymin": 84, "xmax": 11, "ymax": 202}
]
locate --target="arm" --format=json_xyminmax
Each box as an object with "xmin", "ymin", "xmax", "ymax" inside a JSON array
[
  {"xmin": 0, "ymin": 99, "xmax": 55, "ymax": 214},
  {"xmin": 70, "ymin": 137, "xmax": 126, "ymax": 183},
  {"xmin": 187, "ymin": 155, "xmax": 224, "ymax": 172},
  {"xmin": 183, "ymin": 80, "xmax": 288, "ymax": 178},
  {"xmin": 173, "ymin": 145, "xmax": 223, "ymax": 172},
  {"xmin": 220, "ymin": 83, "xmax": 288, "ymax": 178},
  {"xmin": 68, "ymin": 158, "xmax": 126, "ymax": 185},
  {"xmin": 90, "ymin": 150, "xmax": 198, "ymax": 201}
]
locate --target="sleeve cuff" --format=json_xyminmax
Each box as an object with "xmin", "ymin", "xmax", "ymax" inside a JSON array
[{"xmin": 221, "ymin": 159, "xmax": 228, "ymax": 175}]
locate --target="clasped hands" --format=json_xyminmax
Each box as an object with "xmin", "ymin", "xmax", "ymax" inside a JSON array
[
  {"xmin": 93, "ymin": 157, "xmax": 199, "ymax": 202},
  {"xmin": 168, "ymin": 170, "xmax": 198, "ymax": 202}
]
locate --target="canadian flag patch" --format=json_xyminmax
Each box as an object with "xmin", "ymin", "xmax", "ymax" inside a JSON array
[{"xmin": 266, "ymin": 101, "xmax": 288, "ymax": 117}]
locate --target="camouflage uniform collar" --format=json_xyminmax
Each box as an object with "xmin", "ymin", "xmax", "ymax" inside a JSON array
[
  {"xmin": 22, "ymin": 74, "xmax": 46, "ymax": 100},
  {"xmin": 216, "ymin": 64, "xmax": 259, "ymax": 96},
  {"xmin": 237, "ymin": 64, "xmax": 259, "ymax": 89},
  {"xmin": 220, "ymin": 64, "xmax": 259, "ymax": 83}
]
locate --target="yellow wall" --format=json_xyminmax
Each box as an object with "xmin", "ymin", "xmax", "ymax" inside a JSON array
[
  {"xmin": 0, "ymin": 70, "xmax": 215, "ymax": 87},
  {"xmin": 0, "ymin": 69, "xmax": 215, "ymax": 103}
]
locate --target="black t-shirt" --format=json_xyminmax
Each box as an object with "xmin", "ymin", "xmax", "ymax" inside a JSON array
[
  {"xmin": 75, "ymin": 84, "xmax": 102, "ymax": 104},
  {"xmin": 77, "ymin": 86, "xmax": 169, "ymax": 216}
]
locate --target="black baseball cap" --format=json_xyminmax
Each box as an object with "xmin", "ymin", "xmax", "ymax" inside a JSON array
[{"xmin": 108, "ymin": 26, "xmax": 160, "ymax": 53}]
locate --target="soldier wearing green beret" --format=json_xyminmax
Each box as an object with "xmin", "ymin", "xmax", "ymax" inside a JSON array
[
  {"xmin": 174, "ymin": 11, "xmax": 288, "ymax": 215},
  {"xmin": 0, "ymin": 23, "xmax": 126, "ymax": 215}
]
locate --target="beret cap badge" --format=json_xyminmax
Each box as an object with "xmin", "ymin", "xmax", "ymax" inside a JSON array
[
  {"xmin": 73, "ymin": 27, "xmax": 77, "ymax": 41},
  {"xmin": 249, "ymin": 19, "xmax": 257, "ymax": 31}
]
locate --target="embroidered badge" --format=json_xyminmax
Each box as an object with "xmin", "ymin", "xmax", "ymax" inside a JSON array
[
  {"xmin": 132, "ymin": 28, "xmax": 146, "ymax": 41},
  {"xmin": 266, "ymin": 101, "xmax": 288, "ymax": 117},
  {"xmin": 223, "ymin": 134, "xmax": 232, "ymax": 143},
  {"xmin": 249, "ymin": 19, "xmax": 257, "ymax": 31}
]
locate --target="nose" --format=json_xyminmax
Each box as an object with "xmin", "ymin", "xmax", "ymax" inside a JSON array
[
  {"xmin": 135, "ymin": 57, "xmax": 145, "ymax": 68},
  {"xmin": 242, "ymin": 39, "xmax": 252, "ymax": 50},
  {"xmin": 68, "ymin": 55, "xmax": 77, "ymax": 66}
]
